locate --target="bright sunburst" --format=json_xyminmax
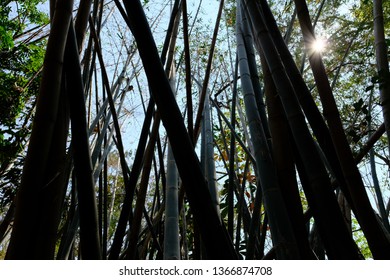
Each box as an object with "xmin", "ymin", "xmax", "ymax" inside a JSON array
[{"xmin": 311, "ymin": 37, "xmax": 327, "ymax": 53}]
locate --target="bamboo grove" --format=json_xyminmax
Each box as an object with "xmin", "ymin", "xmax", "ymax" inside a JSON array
[{"xmin": 0, "ymin": 0, "xmax": 390, "ymax": 259}]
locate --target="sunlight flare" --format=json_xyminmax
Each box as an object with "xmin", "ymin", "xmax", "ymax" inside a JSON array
[{"xmin": 311, "ymin": 37, "xmax": 327, "ymax": 53}]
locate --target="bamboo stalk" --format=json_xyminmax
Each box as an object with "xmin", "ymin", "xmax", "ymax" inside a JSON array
[
  {"xmin": 368, "ymin": 91, "xmax": 390, "ymax": 231},
  {"xmin": 228, "ymin": 57, "xmax": 239, "ymax": 240},
  {"xmin": 242, "ymin": 0, "xmax": 362, "ymax": 259},
  {"xmin": 294, "ymin": 0, "xmax": 390, "ymax": 259},
  {"xmin": 74, "ymin": 0, "xmax": 93, "ymax": 51},
  {"xmin": 203, "ymin": 92, "xmax": 221, "ymax": 218},
  {"xmin": 109, "ymin": 3, "xmax": 186, "ymax": 259},
  {"xmin": 182, "ymin": 0, "xmax": 194, "ymax": 141},
  {"xmin": 65, "ymin": 23, "xmax": 102, "ymax": 259},
  {"xmin": 237, "ymin": 2, "xmax": 300, "ymax": 259},
  {"xmin": 258, "ymin": 0, "xmax": 353, "ymax": 207},
  {"xmin": 373, "ymin": 0, "xmax": 390, "ymax": 157},
  {"xmin": 126, "ymin": 115, "xmax": 161, "ymax": 259},
  {"xmin": 6, "ymin": 0, "xmax": 74, "ymax": 259},
  {"xmin": 0, "ymin": 202, "xmax": 14, "ymax": 245},
  {"xmin": 210, "ymin": 98, "xmax": 256, "ymax": 165},
  {"xmin": 108, "ymin": 100, "xmax": 154, "ymax": 259},
  {"xmin": 164, "ymin": 62, "xmax": 180, "ymax": 260},
  {"xmin": 193, "ymin": 0, "xmax": 225, "ymax": 142},
  {"xmin": 262, "ymin": 48, "xmax": 315, "ymax": 259},
  {"xmin": 122, "ymin": 0, "xmax": 237, "ymax": 259}
]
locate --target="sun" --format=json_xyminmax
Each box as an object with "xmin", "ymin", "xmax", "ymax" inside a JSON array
[{"xmin": 311, "ymin": 37, "xmax": 327, "ymax": 53}]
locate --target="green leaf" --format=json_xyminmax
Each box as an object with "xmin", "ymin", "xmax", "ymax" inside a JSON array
[{"xmin": 0, "ymin": 26, "xmax": 14, "ymax": 49}]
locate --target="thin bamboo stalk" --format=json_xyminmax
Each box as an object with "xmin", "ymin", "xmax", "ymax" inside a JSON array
[
  {"xmin": 228, "ymin": 57, "xmax": 239, "ymax": 240},
  {"xmin": 234, "ymin": 157, "xmax": 249, "ymax": 256},
  {"xmin": 181, "ymin": 201, "xmax": 189, "ymax": 259},
  {"xmin": 164, "ymin": 140, "xmax": 180, "ymax": 259},
  {"xmin": 108, "ymin": 98, "xmax": 155, "ymax": 260},
  {"xmin": 160, "ymin": 0, "xmax": 182, "ymax": 66},
  {"xmin": 236, "ymin": 97, "xmax": 255, "ymax": 156},
  {"xmin": 56, "ymin": 203, "xmax": 80, "ymax": 260},
  {"xmin": 193, "ymin": 0, "xmax": 225, "ymax": 142},
  {"xmin": 210, "ymin": 98, "xmax": 256, "ymax": 165},
  {"xmin": 189, "ymin": 71, "xmax": 254, "ymax": 166},
  {"xmin": 203, "ymin": 94, "xmax": 221, "ymax": 218},
  {"xmin": 102, "ymin": 147, "xmax": 108, "ymax": 259},
  {"xmin": 368, "ymin": 91, "xmax": 390, "ymax": 231},
  {"xmin": 91, "ymin": 84, "xmax": 126, "ymax": 168},
  {"xmin": 154, "ymin": 136, "xmax": 165, "ymax": 217},
  {"xmin": 355, "ymin": 123, "xmax": 385, "ymax": 163},
  {"xmin": 89, "ymin": 16, "xmax": 131, "ymax": 196},
  {"xmin": 126, "ymin": 115, "xmax": 161, "ymax": 259},
  {"xmin": 182, "ymin": 0, "xmax": 194, "ymax": 140},
  {"xmin": 0, "ymin": 202, "xmax": 14, "ymax": 245},
  {"xmin": 164, "ymin": 63, "xmax": 180, "ymax": 260},
  {"xmin": 139, "ymin": 205, "xmax": 165, "ymax": 259},
  {"xmin": 330, "ymin": 31, "xmax": 359, "ymax": 90}
]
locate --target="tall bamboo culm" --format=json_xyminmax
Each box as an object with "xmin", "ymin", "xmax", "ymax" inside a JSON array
[
  {"xmin": 6, "ymin": 0, "xmax": 75, "ymax": 259},
  {"xmin": 236, "ymin": 1, "xmax": 300, "ymax": 259},
  {"xmin": 241, "ymin": 0, "xmax": 362, "ymax": 259},
  {"xmin": 293, "ymin": 0, "xmax": 390, "ymax": 259}
]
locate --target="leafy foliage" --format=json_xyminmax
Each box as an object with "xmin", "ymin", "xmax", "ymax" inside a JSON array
[{"xmin": 0, "ymin": 0, "xmax": 48, "ymax": 208}]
